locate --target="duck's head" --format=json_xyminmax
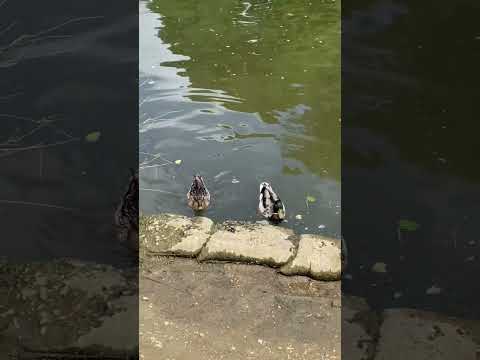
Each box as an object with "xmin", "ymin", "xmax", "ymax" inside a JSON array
[
  {"xmin": 193, "ymin": 174, "xmax": 204, "ymax": 184},
  {"xmin": 192, "ymin": 174, "xmax": 208, "ymax": 191}
]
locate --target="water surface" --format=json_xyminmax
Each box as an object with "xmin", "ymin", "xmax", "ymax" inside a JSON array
[
  {"xmin": 0, "ymin": 1, "xmax": 138, "ymax": 266},
  {"xmin": 139, "ymin": 0, "xmax": 341, "ymax": 237},
  {"xmin": 342, "ymin": 0, "xmax": 480, "ymax": 317}
]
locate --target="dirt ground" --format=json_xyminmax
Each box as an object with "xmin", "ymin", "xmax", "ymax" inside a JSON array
[
  {"xmin": 2, "ymin": 257, "xmax": 477, "ymax": 359},
  {"xmin": 140, "ymin": 256, "xmax": 341, "ymax": 360}
]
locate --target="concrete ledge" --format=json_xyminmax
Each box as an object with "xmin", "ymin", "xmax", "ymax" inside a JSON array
[
  {"xmin": 198, "ymin": 222, "xmax": 296, "ymax": 267},
  {"xmin": 280, "ymin": 235, "xmax": 341, "ymax": 281},
  {"xmin": 140, "ymin": 213, "xmax": 213, "ymax": 257},
  {"xmin": 140, "ymin": 214, "xmax": 342, "ymax": 281}
]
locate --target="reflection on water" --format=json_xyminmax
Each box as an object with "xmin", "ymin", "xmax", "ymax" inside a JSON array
[
  {"xmin": 0, "ymin": 1, "xmax": 138, "ymax": 265},
  {"xmin": 139, "ymin": 0, "xmax": 340, "ymax": 237},
  {"xmin": 343, "ymin": 0, "xmax": 480, "ymax": 317}
]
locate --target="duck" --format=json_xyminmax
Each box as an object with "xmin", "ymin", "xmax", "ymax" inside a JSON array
[
  {"xmin": 258, "ymin": 182, "xmax": 286, "ymax": 223},
  {"xmin": 114, "ymin": 168, "xmax": 139, "ymax": 252},
  {"xmin": 187, "ymin": 174, "xmax": 211, "ymax": 211}
]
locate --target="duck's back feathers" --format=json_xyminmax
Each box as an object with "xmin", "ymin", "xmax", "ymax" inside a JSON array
[
  {"xmin": 115, "ymin": 170, "xmax": 139, "ymax": 251},
  {"xmin": 258, "ymin": 182, "xmax": 273, "ymax": 218},
  {"xmin": 258, "ymin": 182, "xmax": 285, "ymax": 222},
  {"xmin": 187, "ymin": 175, "xmax": 211, "ymax": 211}
]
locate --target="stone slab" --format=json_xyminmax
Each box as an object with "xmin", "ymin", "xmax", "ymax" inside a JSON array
[
  {"xmin": 140, "ymin": 214, "xmax": 213, "ymax": 257},
  {"xmin": 0, "ymin": 260, "xmax": 137, "ymax": 356},
  {"xmin": 341, "ymin": 296, "xmax": 377, "ymax": 360},
  {"xmin": 280, "ymin": 235, "xmax": 341, "ymax": 280},
  {"xmin": 376, "ymin": 309, "xmax": 477, "ymax": 360},
  {"xmin": 198, "ymin": 222, "xmax": 296, "ymax": 267},
  {"xmin": 76, "ymin": 295, "xmax": 138, "ymax": 350}
]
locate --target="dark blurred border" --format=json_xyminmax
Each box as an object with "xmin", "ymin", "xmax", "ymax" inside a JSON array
[
  {"xmin": 0, "ymin": 0, "xmax": 138, "ymax": 356},
  {"xmin": 342, "ymin": 0, "xmax": 480, "ymax": 358}
]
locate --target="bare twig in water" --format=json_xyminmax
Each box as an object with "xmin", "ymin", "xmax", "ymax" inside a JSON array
[
  {"xmin": 0, "ymin": 137, "xmax": 79, "ymax": 151},
  {"xmin": 139, "ymin": 163, "xmax": 171, "ymax": 170},
  {"xmin": 0, "ymin": 16, "xmax": 104, "ymax": 53},
  {"xmin": 140, "ymin": 152, "xmax": 174, "ymax": 166},
  {"xmin": 140, "ymin": 188, "xmax": 181, "ymax": 196},
  {"xmin": 0, "ymin": 123, "xmax": 46, "ymax": 146},
  {"xmin": 0, "ymin": 113, "xmax": 76, "ymax": 177},
  {"xmin": 140, "ymin": 110, "xmax": 183, "ymax": 125},
  {"xmin": 0, "ymin": 137, "xmax": 80, "ymax": 159},
  {"xmin": 0, "ymin": 113, "xmax": 38, "ymax": 123},
  {"xmin": 0, "ymin": 21, "xmax": 16, "ymax": 38},
  {"xmin": 0, "ymin": 200, "xmax": 77, "ymax": 212},
  {"xmin": 45, "ymin": 122, "xmax": 75, "ymax": 139}
]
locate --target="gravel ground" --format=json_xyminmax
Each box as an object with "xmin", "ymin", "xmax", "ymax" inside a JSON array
[{"xmin": 140, "ymin": 256, "xmax": 341, "ymax": 360}]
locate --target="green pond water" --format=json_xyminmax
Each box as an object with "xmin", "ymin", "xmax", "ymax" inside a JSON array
[{"xmin": 139, "ymin": 0, "xmax": 340, "ymax": 237}]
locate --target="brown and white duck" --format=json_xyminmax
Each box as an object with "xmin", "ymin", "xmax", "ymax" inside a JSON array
[
  {"xmin": 258, "ymin": 181, "xmax": 286, "ymax": 223},
  {"xmin": 187, "ymin": 174, "xmax": 211, "ymax": 211}
]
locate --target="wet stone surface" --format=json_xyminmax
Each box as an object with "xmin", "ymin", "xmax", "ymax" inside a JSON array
[
  {"xmin": 281, "ymin": 235, "xmax": 341, "ymax": 281},
  {"xmin": 141, "ymin": 214, "xmax": 341, "ymax": 280},
  {"xmin": 0, "ymin": 259, "xmax": 138, "ymax": 356},
  {"xmin": 140, "ymin": 214, "xmax": 214, "ymax": 257},
  {"xmin": 198, "ymin": 221, "xmax": 297, "ymax": 267}
]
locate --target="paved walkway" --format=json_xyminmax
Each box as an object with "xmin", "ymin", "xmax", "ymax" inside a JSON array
[{"xmin": 140, "ymin": 256, "xmax": 340, "ymax": 360}]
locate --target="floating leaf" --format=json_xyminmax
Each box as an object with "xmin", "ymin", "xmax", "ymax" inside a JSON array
[
  {"xmin": 85, "ymin": 131, "xmax": 101, "ymax": 143},
  {"xmin": 306, "ymin": 195, "xmax": 316, "ymax": 203},
  {"xmin": 174, "ymin": 159, "xmax": 182, "ymax": 165},
  {"xmin": 426, "ymin": 285, "xmax": 442, "ymax": 295},
  {"xmin": 398, "ymin": 219, "xmax": 419, "ymax": 232},
  {"xmin": 371, "ymin": 262, "xmax": 387, "ymax": 273}
]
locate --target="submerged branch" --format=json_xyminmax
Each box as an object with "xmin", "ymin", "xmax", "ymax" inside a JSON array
[
  {"xmin": 1, "ymin": 16, "xmax": 104, "ymax": 53},
  {"xmin": 139, "ymin": 163, "xmax": 171, "ymax": 170},
  {"xmin": 0, "ymin": 199, "xmax": 78, "ymax": 212},
  {"xmin": 0, "ymin": 137, "xmax": 80, "ymax": 159},
  {"xmin": 140, "ymin": 188, "xmax": 182, "ymax": 196}
]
